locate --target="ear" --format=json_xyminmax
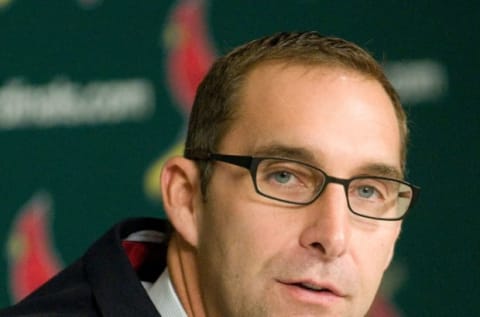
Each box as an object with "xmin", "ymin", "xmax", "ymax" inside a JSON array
[
  {"xmin": 383, "ymin": 223, "xmax": 402, "ymax": 270},
  {"xmin": 160, "ymin": 156, "xmax": 203, "ymax": 247}
]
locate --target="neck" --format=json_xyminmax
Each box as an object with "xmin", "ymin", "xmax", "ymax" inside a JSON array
[{"xmin": 167, "ymin": 233, "xmax": 206, "ymax": 317}]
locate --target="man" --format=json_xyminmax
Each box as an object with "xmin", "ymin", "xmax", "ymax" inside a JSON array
[{"xmin": 0, "ymin": 31, "xmax": 419, "ymax": 316}]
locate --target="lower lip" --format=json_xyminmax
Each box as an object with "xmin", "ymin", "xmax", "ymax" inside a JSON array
[{"xmin": 279, "ymin": 282, "xmax": 344, "ymax": 306}]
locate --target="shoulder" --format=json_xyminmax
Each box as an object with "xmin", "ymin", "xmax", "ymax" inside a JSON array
[
  {"xmin": 0, "ymin": 259, "xmax": 97, "ymax": 316},
  {"xmin": 0, "ymin": 217, "xmax": 169, "ymax": 317}
]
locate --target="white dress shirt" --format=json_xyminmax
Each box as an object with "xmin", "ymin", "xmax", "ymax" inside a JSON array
[{"xmin": 144, "ymin": 268, "xmax": 188, "ymax": 317}]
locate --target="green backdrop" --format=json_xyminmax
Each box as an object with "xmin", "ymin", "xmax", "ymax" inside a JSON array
[{"xmin": 0, "ymin": 1, "xmax": 478, "ymax": 315}]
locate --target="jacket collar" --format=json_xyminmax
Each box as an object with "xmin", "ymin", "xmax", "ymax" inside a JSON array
[{"xmin": 83, "ymin": 217, "xmax": 170, "ymax": 317}]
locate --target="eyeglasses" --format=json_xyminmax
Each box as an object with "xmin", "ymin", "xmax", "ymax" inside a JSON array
[{"xmin": 185, "ymin": 152, "xmax": 420, "ymax": 221}]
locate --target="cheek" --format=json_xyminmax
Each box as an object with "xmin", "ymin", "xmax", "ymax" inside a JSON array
[
  {"xmin": 199, "ymin": 172, "xmax": 294, "ymax": 266},
  {"xmin": 198, "ymin": 198, "xmax": 287, "ymax": 272},
  {"xmin": 197, "ymin": 184, "xmax": 299, "ymax": 275},
  {"xmin": 195, "ymin": 198, "xmax": 291, "ymax": 315},
  {"xmin": 353, "ymin": 224, "xmax": 400, "ymax": 291}
]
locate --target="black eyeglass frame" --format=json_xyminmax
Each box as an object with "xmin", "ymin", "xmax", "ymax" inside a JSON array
[{"xmin": 185, "ymin": 152, "xmax": 420, "ymax": 221}]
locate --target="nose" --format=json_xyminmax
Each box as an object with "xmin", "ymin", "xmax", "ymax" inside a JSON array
[{"xmin": 298, "ymin": 183, "xmax": 351, "ymax": 260}]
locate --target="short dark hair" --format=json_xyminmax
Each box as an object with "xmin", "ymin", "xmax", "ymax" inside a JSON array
[{"xmin": 185, "ymin": 31, "xmax": 407, "ymax": 193}]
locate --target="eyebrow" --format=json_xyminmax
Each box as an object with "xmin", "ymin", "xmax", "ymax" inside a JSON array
[
  {"xmin": 354, "ymin": 163, "xmax": 404, "ymax": 180},
  {"xmin": 251, "ymin": 144, "xmax": 317, "ymax": 162},
  {"xmin": 251, "ymin": 143, "xmax": 403, "ymax": 179}
]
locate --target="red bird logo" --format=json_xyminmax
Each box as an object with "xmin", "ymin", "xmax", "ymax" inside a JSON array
[
  {"xmin": 144, "ymin": 0, "xmax": 216, "ymax": 200},
  {"xmin": 6, "ymin": 192, "xmax": 62, "ymax": 302},
  {"xmin": 164, "ymin": 0, "xmax": 216, "ymax": 114}
]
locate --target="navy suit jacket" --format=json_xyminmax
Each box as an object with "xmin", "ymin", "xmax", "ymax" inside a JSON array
[{"xmin": 0, "ymin": 218, "xmax": 171, "ymax": 317}]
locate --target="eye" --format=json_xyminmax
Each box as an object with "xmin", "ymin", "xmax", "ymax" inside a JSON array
[
  {"xmin": 261, "ymin": 162, "xmax": 309, "ymax": 189},
  {"xmin": 271, "ymin": 171, "xmax": 295, "ymax": 184},
  {"xmin": 265, "ymin": 170, "xmax": 302, "ymax": 188},
  {"xmin": 350, "ymin": 179, "xmax": 388, "ymax": 202},
  {"xmin": 357, "ymin": 185, "xmax": 378, "ymax": 198},
  {"xmin": 258, "ymin": 159, "xmax": 322, "ymax": 195}
]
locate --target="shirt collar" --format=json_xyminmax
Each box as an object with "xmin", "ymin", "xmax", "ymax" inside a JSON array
[{"xmin": 146, "ymin": 268, "xmax": 188, "ymax": 317}]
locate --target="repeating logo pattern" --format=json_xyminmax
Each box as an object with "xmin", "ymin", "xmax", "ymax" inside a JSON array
[{"xmin": 4, "ymin": 1, "xmax": 405, "ymax": 315}]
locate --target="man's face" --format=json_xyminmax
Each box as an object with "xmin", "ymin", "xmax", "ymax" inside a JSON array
[{"xmin": 195, "ymin": 63, "xmax": 403, "ymax": 317}]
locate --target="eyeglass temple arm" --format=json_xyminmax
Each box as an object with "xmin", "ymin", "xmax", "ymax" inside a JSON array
[
  {"xmin": 184, "ymin": 150, "xmax": 253, "ymax": 169},
  {"xmin": 209, "ymin": 153, "xmax": 253, "ymax": 168}
]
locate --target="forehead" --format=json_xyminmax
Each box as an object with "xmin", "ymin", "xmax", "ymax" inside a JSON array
[{"xmin": 218, "ymin": 63, "xmax": 402, "ymax": 175}]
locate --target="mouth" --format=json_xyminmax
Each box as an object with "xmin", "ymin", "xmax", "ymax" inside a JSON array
[
  {"xmin": 278, "ymin": 279, "xmax": 346, "ymax": 305},
  {"xmin": 294, "ymin": 282, "xmax": 335, "ymax": 293}
]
